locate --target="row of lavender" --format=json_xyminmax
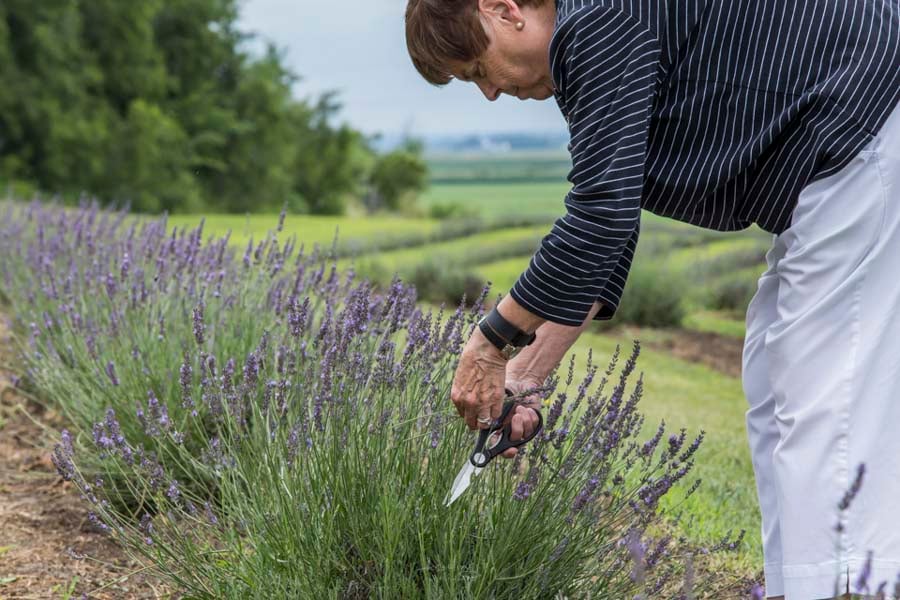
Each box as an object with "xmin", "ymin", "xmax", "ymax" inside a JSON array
[{"xmin": 0, "ymin": 199, "xmax": 740, "ymax": 598}]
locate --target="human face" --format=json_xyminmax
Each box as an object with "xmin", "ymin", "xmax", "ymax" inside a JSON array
[{"xmin": 450, "ymin": 0, "xmax": 556, "ymax": 102}]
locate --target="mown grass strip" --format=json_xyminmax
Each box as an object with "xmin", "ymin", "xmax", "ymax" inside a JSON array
[
  {"xmin": 571, "ymin": 329, "xmax": 760, "ymax": 571},
  {"xmin": 341, "ymin": 226, "xmax": 548, "ymax": 273}
]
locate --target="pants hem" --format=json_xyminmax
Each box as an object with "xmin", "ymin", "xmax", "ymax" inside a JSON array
[{"xmin": 780, "ymin": 558, "xmax": 900, "ymax": 599}]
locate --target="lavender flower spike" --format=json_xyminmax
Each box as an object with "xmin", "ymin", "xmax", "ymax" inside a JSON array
[
  {"xmin": 105, "ymin": 361, "xmax": 119, "ymax": 386},
  {"xmin": 192, "ymin": 302, "xmax": 206, "ymax": 346}
]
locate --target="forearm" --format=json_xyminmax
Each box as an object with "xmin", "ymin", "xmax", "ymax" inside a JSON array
[{"xmin": 506, "ymin": 300, "xmax": 602, "ymax": 385}]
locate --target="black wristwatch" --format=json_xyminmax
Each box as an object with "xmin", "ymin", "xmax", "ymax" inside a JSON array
[{"xmin": 478, "ymin": 306, "xmax": 537, "ymax": 360}]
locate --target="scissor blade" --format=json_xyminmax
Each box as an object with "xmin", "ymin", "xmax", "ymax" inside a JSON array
[{"xmin": 444, "ymin": 460, "xmax": 482, "ymax": 507}]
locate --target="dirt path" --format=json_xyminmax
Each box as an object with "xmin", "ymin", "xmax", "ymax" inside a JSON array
[
  {"xmin": 0, "ymin": 318, "xmax": 166, "ymax": 600},
  {"xmin": 609, "ymin": 325, "xmax": 745, "ymax": 379}
]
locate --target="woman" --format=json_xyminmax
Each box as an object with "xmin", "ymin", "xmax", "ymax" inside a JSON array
[{"xmin": 405, "ymin": 0, "xmax": 899, "ymax": 598}]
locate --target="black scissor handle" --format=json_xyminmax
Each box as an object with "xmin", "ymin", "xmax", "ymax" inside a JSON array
[{"xmin": 469, "ymin": 391, "xmax": 543, "ymax": 468}]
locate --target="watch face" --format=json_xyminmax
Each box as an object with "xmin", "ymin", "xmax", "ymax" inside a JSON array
[{"xmin": 502, "ymin": 344, "xmax": 520, "ymax": 360}]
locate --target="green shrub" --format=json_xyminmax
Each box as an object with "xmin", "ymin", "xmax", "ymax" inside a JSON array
[
  {"xmin": 428, "ymin": 201, "xmax": 479, "ymax": 220},
  {"xmin": 408, "ymin": 258, "xmax": 485, "ymax": 306},
  {"xmin": 706, "ymin": 275, "xmax": 760, "ymax": 313},
  {"xmin": 606, "ymin": 265, "xmax": 687, "ymax": 328}
]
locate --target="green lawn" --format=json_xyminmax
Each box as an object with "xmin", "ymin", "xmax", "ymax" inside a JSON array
[
  {"xmin": 166, "ymin": 213, "xmax": 441, "ymax": 252},
  {"xmin": 340, "ymin": 225, "xmax": 546, "ymax": 273},
  {"xmin": 420, "ymin": 182, "xmax": 571, "ymax": 219},
  {"xmin": 572, "ymin": 329, "xmax": 760, "ymax": 571}
]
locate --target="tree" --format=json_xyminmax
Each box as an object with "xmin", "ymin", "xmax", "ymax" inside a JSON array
[
  {"xmin": 366, "ymin": 146, "xmax": 429, "ymax": 213},
  {"xmin": 0, "ymin": 0, "xmax": 375, "ymax": 214},
  {"xmin": 291, "ymin": 93, "xmax": 370, "ymax": 215}
]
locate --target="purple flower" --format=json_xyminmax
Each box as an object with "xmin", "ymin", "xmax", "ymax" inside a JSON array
[
  {"xmin": 88, "ymin": 511, "xmax": 110, "ymax": 533},
  {"xmin": 838, "ymin": 463, "xmax": 866, "ymax": 511},
  {"xmin": 854, "ymin": 550, "xmax": 873, "ymax": 593},
  {"xmin": 180, "ymin": 359, "xmax": 195, "ymax": 414},
  {"xmin": 243, "ymin": 238, "xmax": 253, "ymax": 268},
  {"xmin": 277, "ymin": 204, "xmax": 287, "ymax": 232},
  {"xmin": 166, "ymin": 480, "xmax": 181, "ymax": 503},
  {"xmin": 104, "ymin": 272, "xmax": 116, "ymax": 299},
  {"xmin": 668, "ymin": 429, "xmax": 687, "ymax": 456},
  {"xmin": 204, "ymin": 501, "xmax": 219, "ymax": 526},
  {"xmin": 243, "ymin": 351, "xmax": 260, "ymax": 386},
  {"xmin": 52, "ymin": 429, "xmax": 77, "ymax": 482},
  {"xmin": 140, "ymin": 512, "xmax": 153, "ymax": 534},
  {"xmin": 641, "ymin": 420, "xmax": 665, "ymax": 457},
  {"xmin": 105, "ymin": 361, "xmax": 119, "ymax": 386},
  {"xmin": 513, "ymin": 480, "xmax": 532, "ymax": 501},
  {"xmin": 138, "ymin": 390, "xmax": 169, "ymax": 437},
  {"xmin": 571, "ymin": 476, "xmax": 600, "ymax": 515},
  {"xmin": 749, "ymin": 583, "xmax": 765, "ymax": 600},
  {"xmin": 192, "ymin": 302, "xmax": 205, "ymax": 346},
  {"xmin": 120, "ymin": 251, "xmax": 131, "ymax": 281},
  {"xmin": 92, "ymin": 422, "xmax": 115, "ymax": 452}
]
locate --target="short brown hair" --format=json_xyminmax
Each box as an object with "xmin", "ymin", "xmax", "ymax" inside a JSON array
[{"xmin": 405, "ymin": 0, "xmax": 546, "ymax": 86}]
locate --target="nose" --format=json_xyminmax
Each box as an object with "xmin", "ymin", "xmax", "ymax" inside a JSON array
[{"xmin": 476, "ymin": 80, "xmax": 501, "ymax": 102}]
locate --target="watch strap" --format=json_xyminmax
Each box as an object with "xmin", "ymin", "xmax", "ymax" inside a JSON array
[
  {"xmin": 478, "ymin": 315, "xmax": 509, "ymax": 352},
  {"xmin": 480, "ymin": 306, "xmax": 536, "ymax": 349}
]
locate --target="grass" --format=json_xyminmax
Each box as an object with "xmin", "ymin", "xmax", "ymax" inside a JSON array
[
  {"xmin": 542, "ymin": 326, "xmax": 759, "ymax": 573},
  {"xmin": 684, "ymin": 311, "xmax": 748, "ymax": 339},
  {"xmin": 341, "ymin": 225, "xmax": 546, "ymax": 273},
  {"xmin": 426, "ymin": 151, "xmax": 572, "ymax": 184},
  {"xmin": 420, "ymin": 182, "xmax": 571, "ymax": 219},
  {"xmin": 166, "ymin": 213, "xmax": 442, "ymax": 252},
  {"xmin": 475, "ymin": 256, "xmax": 532, "ymax": 294},
  {"xmin": 664, "ymin": 238, "xmax": 769, "ymax": 273}
]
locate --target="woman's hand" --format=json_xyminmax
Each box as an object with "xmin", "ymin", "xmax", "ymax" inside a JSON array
[
  {"xmin": 498, "ymin": 378, "xmax": 543, "ymax": 459},
  {"xmin": 450, "ymin": 328, "xmax": 509, "ymax": 430}
]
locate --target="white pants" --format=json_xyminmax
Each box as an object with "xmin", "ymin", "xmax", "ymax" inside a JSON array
[{"xmin": 743, "ymin": 101, "xmax": 900, "ymax": 600}]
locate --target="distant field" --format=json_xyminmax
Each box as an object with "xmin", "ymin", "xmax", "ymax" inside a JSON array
[
  {"xmin": 426, "ymin": 150, "xmax": 571, "ymax": 184},
  {"xmin": 420, "ymin": 181, "xmax": 571, "ymax": 219},
  {"xmin": 339, "ymin": 225, "xmax": 546, "ymax": 273}
]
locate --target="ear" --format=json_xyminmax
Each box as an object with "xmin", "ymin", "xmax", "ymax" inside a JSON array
[{"xmin": 476, "ymin": 0, "xmax": 525, "ymax": 29}]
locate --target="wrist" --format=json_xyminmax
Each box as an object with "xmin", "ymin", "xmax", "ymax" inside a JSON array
[
  {"xmin": 496, "ymin": 295, "xmax": 544, "ymax": 335},
  {"xmin": 507, "ymin": 372, "xmax": 545, "ymax": 389},
  {"xmin": 473, "ymin": 325, "xmax": 511, "ymax": 362},
  {"xmin": 478, "ymin": 305, "xmax": 536, "ymax": 360}
]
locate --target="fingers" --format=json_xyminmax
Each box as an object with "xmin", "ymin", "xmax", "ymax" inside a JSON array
[
  {"xmin": 452, "ymin": 385, "xmax": 503, "ymax": 430},
  {"xmin": 450, "ymin": 331, "xmax": 508, "ymax": 430},
  {"xmin": 499, "ymin": 406, "xmax": 541, "ymax": 460},
  {"xmin": 469, "ymin": 390, "xmax": 503, "ymax": 430}
]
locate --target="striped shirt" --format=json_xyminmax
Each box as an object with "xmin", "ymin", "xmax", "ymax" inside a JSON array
[{"xmin": 509, "ymin": 0, "xmax": 900, "ymax": 326}]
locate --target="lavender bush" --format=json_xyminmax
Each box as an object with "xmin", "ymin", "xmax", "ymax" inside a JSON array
[{"xmin": 1, "ymin": 199, "xmax": 746, "ymax": 597}]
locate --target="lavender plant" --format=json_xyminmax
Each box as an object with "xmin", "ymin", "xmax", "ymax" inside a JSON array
[{"xmin": 1, "ymin": 199, "xmax": 744, "ymax": 598}]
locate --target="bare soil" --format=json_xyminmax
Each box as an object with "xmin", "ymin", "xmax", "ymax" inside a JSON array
[
  {"xmin": 0, "ymin": 318, "xmax": 167, "ymax": 599},
  {"xmin": 609, "ymin": 325, "xmax": 745, "ymax": 379}
]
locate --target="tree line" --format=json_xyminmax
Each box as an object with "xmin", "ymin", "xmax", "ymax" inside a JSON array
[{"xmin": 0, "ymin": 0, "xmax": 426, "ymax": 214}]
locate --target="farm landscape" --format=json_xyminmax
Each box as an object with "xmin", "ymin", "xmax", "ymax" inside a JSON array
[{"xmin": 0, "ymin": 148, "xmax": 777, "ymax": 598}]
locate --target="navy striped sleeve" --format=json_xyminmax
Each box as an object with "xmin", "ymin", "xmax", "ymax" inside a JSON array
[{"xmin": 509, "ymin": 4, "xmax": 659, "ymax": 326}]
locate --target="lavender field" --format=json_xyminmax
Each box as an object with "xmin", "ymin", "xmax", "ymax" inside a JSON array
[{"xmin": 0, "ymin": 199, "xmax": 762, "ymax": 598}]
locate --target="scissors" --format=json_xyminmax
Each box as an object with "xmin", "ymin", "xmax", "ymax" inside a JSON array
[{"xmin": 444, "ymin": 390, "xmax": 544, "ymax": 507}]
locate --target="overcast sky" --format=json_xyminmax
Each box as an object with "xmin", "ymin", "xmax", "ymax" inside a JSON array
[{"xmin": 238, "ymin": 0, "xmax": 567, "ymax": 138}]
